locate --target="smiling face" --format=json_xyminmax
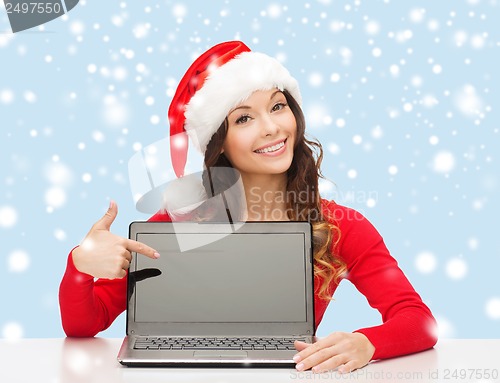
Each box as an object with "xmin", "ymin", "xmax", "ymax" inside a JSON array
[{"xmin": 221, "ymin": 88, "xmax": 297, "ymax": 180}]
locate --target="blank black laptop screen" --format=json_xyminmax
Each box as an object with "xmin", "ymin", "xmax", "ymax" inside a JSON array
[{"xmin": 133, "ymin": 233, "xmax": 307, "ymax": 323}]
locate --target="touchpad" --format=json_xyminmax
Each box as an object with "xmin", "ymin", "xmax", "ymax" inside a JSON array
[{"xmin": 193, "ymin": 351, "xmax": 248, "ymax": 359}]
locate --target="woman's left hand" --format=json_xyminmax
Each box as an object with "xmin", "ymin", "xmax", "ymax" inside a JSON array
[{"xmin": 293, "ymin": 332, "xmax": 375, "ymax": 374}]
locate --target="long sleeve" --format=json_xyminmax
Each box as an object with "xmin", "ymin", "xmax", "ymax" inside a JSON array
[
  {"xmin": 327, "ymin": 201, "xmax": 438, "ymax": 360},
  {"xmin": 59, "ymin": 249, "xmax": 127, "ymax": 337},
  {"xmin": 58, "ymin": 211, "xmax": 172, "ymax": 337}
]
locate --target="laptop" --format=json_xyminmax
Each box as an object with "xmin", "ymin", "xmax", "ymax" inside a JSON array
[{"xmin": 117, "ymin": 221, "xmax": 315, "ymax": 367}]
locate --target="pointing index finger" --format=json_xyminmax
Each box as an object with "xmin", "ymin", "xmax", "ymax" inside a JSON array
[{"xmin": 126, "ymin": 239, "xmax": 160, "ymax": 259}]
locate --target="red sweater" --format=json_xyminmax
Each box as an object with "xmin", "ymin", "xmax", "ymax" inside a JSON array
[{"xmin": 59, "ymin": 200, "xmax": 437, "ymax": 360}]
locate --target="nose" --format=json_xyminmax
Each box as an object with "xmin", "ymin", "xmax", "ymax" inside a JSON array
[{"xmin": 261, "ymin": 113, "xmax": 280, "ymax": 136}]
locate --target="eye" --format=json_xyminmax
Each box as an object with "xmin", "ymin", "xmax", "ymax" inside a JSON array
[
  {"xmin": 235, "ymin": 114, "xmax": 251, "ymax": 124},
  {"xmin": 272, "ymin": 102, "xmax": 287, "ymax": 112}
]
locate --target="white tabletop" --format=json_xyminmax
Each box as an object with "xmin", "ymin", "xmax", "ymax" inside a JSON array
[{"xmin": 1, "ymin": 338, "xmax": 499, "ymax": 382}]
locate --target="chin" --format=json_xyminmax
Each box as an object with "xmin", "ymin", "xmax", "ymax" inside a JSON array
[{"xmin": 268, "ymin": 159, "xmax": 294, "ymax": 175}]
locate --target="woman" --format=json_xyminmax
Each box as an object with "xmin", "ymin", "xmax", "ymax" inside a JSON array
[{"xmin": 59, "ymin": 41, "xmax": 437, "ymax": 373}]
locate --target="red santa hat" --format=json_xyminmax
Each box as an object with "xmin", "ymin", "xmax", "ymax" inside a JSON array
[{"xmin": 168, "ymin": 40, "xmax": 302, "ymax": 178}]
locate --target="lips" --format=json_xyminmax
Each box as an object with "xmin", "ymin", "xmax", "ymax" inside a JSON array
[{"xmin": 254, "ymin": 138, "xmax": 287, "ymax": 154}]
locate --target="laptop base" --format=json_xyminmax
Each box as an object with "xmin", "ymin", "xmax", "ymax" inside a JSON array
[{"xmin": 117, "ymin": 335, "xmax": 314, "ymax": 367}]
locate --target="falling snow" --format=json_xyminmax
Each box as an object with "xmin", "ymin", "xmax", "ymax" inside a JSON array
[
  {"xmin": 485, "ymin": 298, "xmax": 500, "ymax": 320},
  {"xmin": 7, "ymin": 250, "xmax": 30, "ymax": 273},
  {"xmin": 415, "ymin": 251, "xmax": 437, "ymax": 274},
  {"xmin": 0, "ymin": 206, "xmax": 18, "ymax": 228},
  {"xmin": 435, "ymin": 316, "xmax": 455, "ymax": 338},
  {"xmin": 445, "ymin": 258, "xmax": 468, "ymax": 280},
  {"xmin": 2, "ymin": 322, "xmax": 23, "ymax": 341},
  {"xmin": 454, "ymin": 84, "xmax": 484, "ymax": 117},
  {"xmin": 432, "ymin": 151, "xmax": 456, "ymax": 174}
]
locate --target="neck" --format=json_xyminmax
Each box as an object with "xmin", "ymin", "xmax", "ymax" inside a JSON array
[{"xmin": 240, "ymin": 173, "xmax": 289, "ymax": 221}]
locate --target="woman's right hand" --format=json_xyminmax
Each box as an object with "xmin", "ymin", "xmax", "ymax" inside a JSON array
[{"xmin": 72, "ymin": 200, "xmax": 160, "ymax": 279}]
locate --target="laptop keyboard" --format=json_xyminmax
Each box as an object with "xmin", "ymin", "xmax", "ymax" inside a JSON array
[{"xmin": 134, "ymin": 336, "xmax": 306, "ymax": 351}]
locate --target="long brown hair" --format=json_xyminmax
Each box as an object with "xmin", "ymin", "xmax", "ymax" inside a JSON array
[{"xmin": 198, "ymin": 90, "xmax": 346, "ymax": 300}]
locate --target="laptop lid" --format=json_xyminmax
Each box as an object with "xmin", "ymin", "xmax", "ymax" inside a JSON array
[{"xmin": 127, "ymin": 221, "xmax": 315, "ymax": 338}]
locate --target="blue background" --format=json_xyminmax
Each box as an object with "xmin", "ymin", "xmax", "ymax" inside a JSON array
[{"xmin": 0, "ymin": 0, "xmax": 499, "ymax": 339}]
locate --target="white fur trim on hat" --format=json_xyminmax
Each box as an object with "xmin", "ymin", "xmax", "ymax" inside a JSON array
[{"xmin": 184, "ymin": 51, "xmax": 301, "ymax": 154}]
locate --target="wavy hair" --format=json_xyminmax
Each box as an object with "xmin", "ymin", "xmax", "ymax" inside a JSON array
[{"xmin": 196, "ymin": 90, "xmax": 346, "ymax": 300}]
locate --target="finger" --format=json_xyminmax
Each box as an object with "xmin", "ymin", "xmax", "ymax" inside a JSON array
[
  {"xmin": 123, "ymin": 251, "xmax": 132, "ymax": 262},
  {"xmin": 338, "ymin": 360, "xmax": 359, "ymax": 374},
  {"xmin": 93, "ymin": 200, "xmax": 118, "ymax": 231},
  {"xmin": 294, "ymin": 340, "xmax": 313, "ymax": 351},
  {"xmin": 122, "ymin": 257, "xmax": 130, "ymax": 270},
  {"xmin": 295, "ymin": 344, "xmax": 340, "ymax": 372},
  {"xmin": 126, "ymin": 239, "xmax": 160, "ymax": 259},
  {"xmin": 294, "ymin": 334, "xmax": 339, "ymax": 362},
  {"xmin": 311, "ymin": 353, "xmax": 347, "ymax": 373}
]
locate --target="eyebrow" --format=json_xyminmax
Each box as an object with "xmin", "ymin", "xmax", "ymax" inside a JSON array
[{"xmin": 228, "ymin": 90, "xmax": 283, "ymax": 117}]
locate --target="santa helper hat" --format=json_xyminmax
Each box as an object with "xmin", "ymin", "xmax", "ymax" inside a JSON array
[{"xmin": 163, "ymin": 41, "xmax": 302, "ymax": 216}]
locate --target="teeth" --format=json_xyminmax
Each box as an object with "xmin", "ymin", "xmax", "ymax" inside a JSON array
[{"xmin": 255, "ymin": 141, "xmax": 285, "ymax": 153}]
